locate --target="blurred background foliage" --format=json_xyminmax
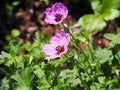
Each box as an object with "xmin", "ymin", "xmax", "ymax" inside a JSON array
[
  {"xmin": 0, "ymin": 0, "xmax": 120, "ymax": 51},
  {"xmin": 0, "ymin": 0, "xmax": 94, "ymax": 51}
]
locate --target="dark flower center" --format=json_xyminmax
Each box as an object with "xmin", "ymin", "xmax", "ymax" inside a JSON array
[
  {"xmin": 56, "ymin": 45, "xmax": 64, "ymax": 54},
  {"xmin": 55, "ymin": 14, "xmax": 62, "ymax": 22}
]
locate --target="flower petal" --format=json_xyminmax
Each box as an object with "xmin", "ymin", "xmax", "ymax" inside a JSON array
[{"xmin": 44, "ymin": 2, "xmax": 68, "ymax": 24}]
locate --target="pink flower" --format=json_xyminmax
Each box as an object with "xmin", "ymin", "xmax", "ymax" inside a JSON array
[
  {"xmin": 42, "ymin": 29, "xmax": 70, "ymax": 60},
  {"xmin": 50, "ymin": 29, "xmax": 70, "ymax": 45},
  {"xmin": 44, "ymin": 2, "xmax": 68, "ymax": 24}
]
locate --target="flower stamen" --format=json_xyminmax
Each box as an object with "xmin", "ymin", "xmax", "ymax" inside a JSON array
[
  {"xmin": 56, "ymin": 45, "xmax": 64, "ymax": 54},
  {"xmin": 55, "ymin": 14, "xmax": 62, "ymax": 22}
]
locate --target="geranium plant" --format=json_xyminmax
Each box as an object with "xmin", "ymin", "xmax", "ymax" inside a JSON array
[{"xmin": 1, "ymin": 1, "xmax": 120, "ymax": 90}]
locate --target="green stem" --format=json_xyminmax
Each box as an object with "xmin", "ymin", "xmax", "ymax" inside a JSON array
[
  {"xmin": 81, "ymin": 32, "xmax": 94, "ymax": 61},
  {"xmin": 61, "ymin": 23, "xmax": 92, "ymax": 70},
  {"xmin": 87, "ymin": 44, "xmax": 94, "ymax": 61},
  {"xmin": 14, "ymin": 57, "xmax": 17, "ymax": 69}
]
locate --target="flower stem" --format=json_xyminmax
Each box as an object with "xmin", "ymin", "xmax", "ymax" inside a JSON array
[
  {"xmin": 87, "ymin": 44, "xmax": 94, "ymax": 61},
  {"xmin": 61, "ymin": 23, "xmax": 92, "ymax": 70},
  {"xmin": 81, "ymin": 32, "xmax": 94, "ymax": 61}
]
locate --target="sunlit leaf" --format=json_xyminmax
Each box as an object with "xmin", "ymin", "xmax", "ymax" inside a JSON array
[
  {"xmin": 104, "ymin": 29, "xmax": 120, "ymax": 45},
  {"xmin": 95, "ymin": 49, "xmax": 113, "ymax": 64},
  {"xmin": 0, "ymin": 51, "xmax": 13, "ymax": 66},
  {"xmin": 9, "ymin": 40, "xmax": 21, "ymax": 56},
  {"xmin": 75, "ymin": 14, "xmax": 106, "ymax": 32},
  {"xmin": 0, "ymin": 78, "xmax": 9, "ymax": 90},
  {"xmin": 102, "ymin": 9, "xmax": 120, "ymax": 21},
  {"xmin": 101, "ymin": 0, "xmax": 120, "ymax": 12},
  {"xmin": 11, "ymin": 29, "xmax": 20, "ymax": 37},
  {"xmin": 34, "ymin": 65, "xmax": 50, "ymax": 89},
  {"xmin": 11, "ymin": 68, "xmax": 34, "ymax": 90}
]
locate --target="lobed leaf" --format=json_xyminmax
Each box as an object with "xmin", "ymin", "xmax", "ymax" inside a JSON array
[
  {"xmin": 11, "ymin": 68, "xmax": 34, "ymax": 90},
  {"xmin": 95, "ymin": 49, "xmax": 113, "ymax": 64}
]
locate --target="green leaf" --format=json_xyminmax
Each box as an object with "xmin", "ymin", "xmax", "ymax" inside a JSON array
[
  {"xmin": 104, "ymin": 28, "xmax": 120, "ymax": 48},
  {"xmin": 75, "ymin": 14, "xmax": 106, "ymax": 32},
  {"xmin": 98, "ymin": 76, "xmax": 106, "ymax": 84},
  {"xmin": 89, "ymin": 0, "xmax": 101, "ymax": 13},
  {"xmin": 9, "ymin": 40, "xmax": 21, "ymax": 56},
  {"xmin": 104, "ymin": 31, "xmax": 120, "ymax": 45},
  {"xmin": 95, "ymin": 49, "xmax": 113, "ymax": 64},
  {"xmin": 59, "ymin": 68, "xmax": 80, "ymax": 86},
  {"xmin": 50, "ymin": 56, "xmax": 67, "ymax": 67},
  {"xmin": 0, "ymin": 78, "xmax": 10, "ymax": 90},
  {"xmin": 33, "ymin": 65, "xmax": 45, "ymax": 79},
  {"xmin": 37, "ymin": 79, "xmax": 50, "ymax": 90},
  {"xmin": 104, "ymin": 34, "xmax": 115, "ymax": 41},
  {"xmin": 113, "ymin": 35, "xmax": 120, "ymax": 45},
  {"xmin": 12, "ymin": 1, "xmax": 20, "ymax": 6},
  {"xmin": 101, "ymin": 0, "xmax": 120, "ymax": 13},
  {"xmin": 11, "ymin": 29, "xmax": 20, "ymax": 37},
  {"xmin": 11, "ymin": 68, "xmax": 34, "ymax": 90},
  {"xmin": 73, "ymin": 0, "xmax": 120, "ymax": 34},
  {"xmin": 0, "ymin": 51, "xmax": 13, "ymax": 66},
  {"xmin": 40, "ymin": 0, "xmax": 49, "ymax": 3},
  {"xmin": 54, "ymin": 78, "xmax": 66, "ymax": 90},
  {"xmin": 22, "ymin": 43, "xmax": 32, "ymax": 52},
  {"xmin": 5, "ymin": 34, "xmax": 12, "ymax": 41},
  {"xmin": 117, "ymin": 28, "xmax": 120, "ymax": 34},
  {"xmin": 102, "ymin": 9, "xmax": 120, "ymax": 21},
  {"xmin": 33, "ymin": 65, "xmax": 50, "ymax": 90},
  {"xmin": 30, "ymin": 47, "xmax": 42, "ymax": 57}
]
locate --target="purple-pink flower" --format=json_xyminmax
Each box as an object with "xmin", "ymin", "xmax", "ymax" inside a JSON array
[
  {"xmin": 44, "ymin": 2, "xmax": 68, "ymax": 24},
  {"xmin": 50, "ymin": 29, "xmax": 70, "ymax": 45},
  {"xmin": 42, "ymin": 29, "xmax": 70, "ymax": 60}
]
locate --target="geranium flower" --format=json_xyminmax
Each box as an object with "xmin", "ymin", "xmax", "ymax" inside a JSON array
[
  {"xmin": 50, "ymin": 29, "xmax": 70, "ymax": 45},
  {"xmin": 44, "ymin": 2, "xmax": 68, "ymax": 24},
  {"xmin": 42, "ymin": 29, "xmax": 70, "ymax": 60}
]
